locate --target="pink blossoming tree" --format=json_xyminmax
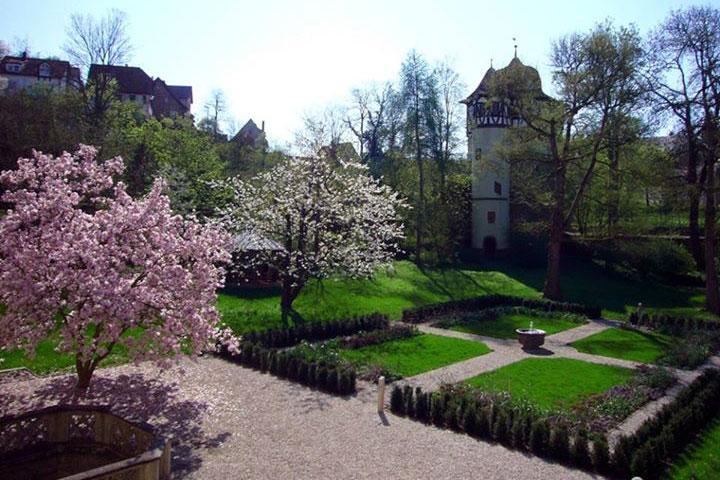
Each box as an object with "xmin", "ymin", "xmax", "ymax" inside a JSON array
[{"xmin": 0, "ymin": 146, "xmax": 231, "ymax": 389}]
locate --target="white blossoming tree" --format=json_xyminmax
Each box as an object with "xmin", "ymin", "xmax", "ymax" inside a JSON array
[{"xmin": 217, "ymin": 153, "xmax": 406, "ymax": 315}]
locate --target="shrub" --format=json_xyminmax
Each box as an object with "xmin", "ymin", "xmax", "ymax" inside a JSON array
[
  {"xmin": 338, "ymin": 324, "xmax": 418, "ymax": 349},
  {"xmin": 415, "ymin": 389, "xmax": 429, "ymax": 422},
  {"xmin": 548, "ymin": 424, "xmax": 570, "ymax": 462},
  {"xmin": 492, "ymin": 409, "xmax": 509, "ymax": 443},
  {"xmin": 613, "ymin": 238, "xmax": 694, "ymax": 278},
  {"xmin": 529, "ymin": 420, "xmax": 549, "ymax": 456},
  {"xmin": 245, "ymin": 313, "xmax": 390, "ymax": 348},
  {"xmin": 510, "ymin": 414, "xmax": 527, "ymax": 449},
  {"xmin": 591, "ymin": 437, "xmax": 610, "ymax": 474},
  {"xmin": 431, "ymin": 394, "xmax": 445, "ymax": 427},
  {"xmin": 403, "ymin": 385, "xmax": 415, "ymax": 417},
  {"xmin": 390, "ymin": 385, "xmax": 404, "ymax": 414},
  {"xmin": 570, "ymin": 430, "xmax": 591, "ymax": 469},
  {"xmin": 462, "ymin": 405, "xmax": 478, "ymax": 436}
]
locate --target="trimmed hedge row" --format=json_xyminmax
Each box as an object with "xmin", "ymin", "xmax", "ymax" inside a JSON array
[
  {"xmin": 628, "ymin": 312, "xmax": 720, "ymax": 332},
  {"xmin": 612, "ymin": 368, "xmax": 720, "ymax": 479},
  {"xmin": 217, "ymin": 341, "xmax": 356, "ymax": 395},
  {"xmin": 338, "ymin": 324, "xmax": 417, "ymax": 350},
  {"xmin": 389, "ymin": 385, "xmax": 610, "ymax": 474},
  {"xmin": 401, "ymin": 295, "xmax": 601, "ymax": 324},
  {"xmin": 244, "ymin": 313, "xmax": 389, "ymax": 348}
]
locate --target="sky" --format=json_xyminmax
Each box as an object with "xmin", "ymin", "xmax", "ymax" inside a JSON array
[{"xmin": 1, "ymin": 0, "xmax": 716, "ymax": 146}]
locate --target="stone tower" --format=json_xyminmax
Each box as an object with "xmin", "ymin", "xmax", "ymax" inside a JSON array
[{"xmin": 461, "ymin": 55, "xmax": 543, "ymax": 253}]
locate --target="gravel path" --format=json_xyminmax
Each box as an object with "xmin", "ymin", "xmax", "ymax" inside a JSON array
[{"xmin": 0, "ymin": 357, "xmax": 599, "ymax": 480}]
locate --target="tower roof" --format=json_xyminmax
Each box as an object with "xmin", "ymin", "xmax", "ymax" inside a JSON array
[{"xmin": 461, "ymin": 56, "xmax": 544, "ymax": 104}]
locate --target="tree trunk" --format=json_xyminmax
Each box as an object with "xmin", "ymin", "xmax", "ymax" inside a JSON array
[
  {"xmin": 704, "ymin": 133, "xmax": 719, "ymax": 315},
  {"xmin": 687, "ymin": 134, "xmax": 704, "ymax": 269},
  {"xmin": 607, "ymin": 127, "xmax": 620, "ymax": 237},
  {"xmin": 414, "ymin": 97, "xmax": 424, "ymax": 265},
  {"xmin": 544, "ymin": 154, "xmax": 567, "ymax": 300},
  {"xmin": 75, "ymin": 357, "xmax": 95, "ymax": 391}
]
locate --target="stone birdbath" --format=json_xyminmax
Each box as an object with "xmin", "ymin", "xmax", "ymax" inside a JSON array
[{"xmin": 516, "ymin": 327, "xmax": 547, "ymax": 349}]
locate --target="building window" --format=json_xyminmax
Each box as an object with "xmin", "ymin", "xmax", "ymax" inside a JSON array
[
  {"xmin": 129, "ymin": 94, "xmax": 136, "ymax": 101},
  {"xmin": 5, "ymin": 63, "xmax": 21, "ymax": 73},
  {"xmin": 494, "ymin": 181, "xmax": 502, "ymax": 196},
  {"xmin": 39, "ymin": 63, "xmax": 51, "ymax": 77},
  {"xmin": 475, "ymin": 148, "xmax": 482, "ymax": 162},
  {"xmin": 487, "ymin": 211, "xmax": 496, "ymax": 224}
]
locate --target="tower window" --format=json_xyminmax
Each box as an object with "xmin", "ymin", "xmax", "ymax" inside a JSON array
[
  {"xmin": 487, "ymin": 211, "xmax": 496, "ymax": 224},
  {"xmin": 475, "ymin": 148, "xmax": 482, "ymax": 162},
  {"xmin": 494, "ymin": 181, "xmax": 502, "ymax": 195}
]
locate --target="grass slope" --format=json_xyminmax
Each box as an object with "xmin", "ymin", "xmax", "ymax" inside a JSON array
[
  {"xmin": 338, "ymin": 333, "xmax": 491, "ymax": 378},
  {"xmin": 464, "ymin": 357, "xmax": 634, "ymax": 411},
  {"xmin": 571, "ymin": 327, "xmax": 672, "ymax": 364},
  {"xmin": 450, "ymin": 313, "xmax": 585, "ymax": 339},
  {"xmin": 666, "ymin": 418, "xmax": 720, "ymax": 480},
  {"xmin": 219, "ymin": 260, "xmax": 539, "ymax": 334}
]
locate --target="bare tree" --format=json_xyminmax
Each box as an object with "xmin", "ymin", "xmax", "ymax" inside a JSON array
[
  {"xmin": 649, "ymin": 6, "xmax": 720, "ymax": 313},
  {"xmin": 0, "ymin": 40, "xmax": 9, "ymax": 60},
  {"xmin": 201, "ymin": 89, "xmax": 227, "ymax": 138},
  {"xmin": 63, "ymin": 9, "xmax": 133, "ymax": 73},
  {"xmin": 431, "ymin": 60, "xmax": 466, "ymax": 193},
  {"xmin": 295, "ymin": 105, "xmax": 348, "ymax": 159},
  {"xmin": 346, "ymin": 88, "xmax": 370, "ymax": 161}
]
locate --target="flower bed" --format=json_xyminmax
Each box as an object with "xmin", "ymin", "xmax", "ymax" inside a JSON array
[
  {"xmin": 432, "ymin": 306, "xmax": 586, "ymax": 339},
  {"xmin": 628, "ymin": 313, "xmax": 720, "ymax": 369},
  {"xmin": 612, "ymin": 368, "xmax": 720, "ymax": 479},
  {"xmin": 389, "ymin": 364, "xmax": 675, "ymax": 476},
  {"xmin": 401, "ymin": 295, "xmax": 600, "ymax": 324}
]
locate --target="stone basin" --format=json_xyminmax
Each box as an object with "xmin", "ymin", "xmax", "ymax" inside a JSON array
[{"xmin": 516, "ymin": 328, "xmax": 546, "ymax": 349}]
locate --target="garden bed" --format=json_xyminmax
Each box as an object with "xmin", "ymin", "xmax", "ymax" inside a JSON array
[
  {"xmin": 337, "ymin": 333, "xmax": 492, "ymax": 380},
  {"xmin": 432, "ymin": 306, "xmax": 587, "ymax": 340},
  {"xmin": 571, "ymin": 327, "xmax": 672, "ymax": 364}
]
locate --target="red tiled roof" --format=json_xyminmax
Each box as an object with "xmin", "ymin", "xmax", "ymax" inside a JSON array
[
  {"xmin": 1, "ymin": 55, "xmax": 74, "ymax": 80},
  {"xmin": 88, "ymin": 64, "xmax": 154, "ymax": 95},
  {"xmin": 167, "ymin": 85, "xmax": 192, "ymax": 103}
]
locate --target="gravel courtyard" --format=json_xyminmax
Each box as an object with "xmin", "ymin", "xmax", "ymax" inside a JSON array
[{"xmin": 0, "ymin": 356, "xmax": 600, "ymax": 479}]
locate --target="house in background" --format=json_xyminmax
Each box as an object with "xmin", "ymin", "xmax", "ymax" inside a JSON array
[
  {"xmin": 231, "ymin": 119, "xmax": 268, "ymax": 150},
  {"xmin": 88, "ymin": 64, "xmax": 193, "ymax": 119},
  {"xmin": 0, "ymin": 53, "xmax": 80, "ymax": 93}
]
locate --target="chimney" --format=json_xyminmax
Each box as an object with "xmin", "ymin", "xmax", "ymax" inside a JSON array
[
  {"xmin": 21, "ymin": 51, "xmax": 28, "ymax": 60},
  {"xmin": 261, "ymin": 120, "xmax": 265, "ymax": 132}
]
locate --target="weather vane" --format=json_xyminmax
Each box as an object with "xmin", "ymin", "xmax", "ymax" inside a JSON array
[{"xmin": 513, "ymin": 37, "xmax": 518, "ymax": 58}]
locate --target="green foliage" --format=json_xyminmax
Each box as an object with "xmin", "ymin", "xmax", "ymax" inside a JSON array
[
  {"xmin": 390, "ymin": 385, "xmax": 404, "ymax": 414},
  {"xmin": 549, "ymin": 424, "xmax": 570, "ymax": 462},
  {"xmin": 570, "ymin": 430, "xmax": 592, "ymax": 469},
  {"xmin": 591, "ymin": 437, "xmax": 610, "ymax": 474},
  {"xmin": 598, "ymin": 239, "xmax": 695, "ymax": 279},
  {"xmin": 529, "ymin": 420, "xmax": 550, "ymax": 456}
]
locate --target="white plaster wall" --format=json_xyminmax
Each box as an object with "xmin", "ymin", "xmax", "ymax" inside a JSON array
[{"xmin": 468, "ymin": 114, "xmax": 511, "ymax": 250}]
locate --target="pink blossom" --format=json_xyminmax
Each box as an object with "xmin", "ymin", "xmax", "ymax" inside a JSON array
[{"xmin": 0, "ymin": 146, "xmax": 232, "ymax": 388}]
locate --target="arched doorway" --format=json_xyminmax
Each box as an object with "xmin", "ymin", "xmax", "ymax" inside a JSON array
[{"xmin": 483, "ymin": 236, "xmax": 497, "ymax": 257}]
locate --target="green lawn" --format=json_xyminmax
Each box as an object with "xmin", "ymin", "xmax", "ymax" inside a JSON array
[
  {"xmin": 464, "ymin": 357, "xmax": 635, "ymax": 411},
  {"xmin": 338, "ymin": 333, "xmax": 492, "ymax": 378},
  {"xmin": 219, "ymin": 260, "xmax": 539, "ymax": 334},
  {"xmin": 666, "ymin": 418, "xmax": 720, "ymax": 479},
  {"xmin": 0, "ymin": 335, "xmax": 132, "ymax": 375},
  {"xmin": 571, "ymin": 327, "xmax": 672, "ymax": 364},
  {"xmin": 1, "ymin": 258, "xmax": 711, "ymax": 374},
  {"xmin": 450, "ymin": 313, "xmax": 585, "ymax": 339}
]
